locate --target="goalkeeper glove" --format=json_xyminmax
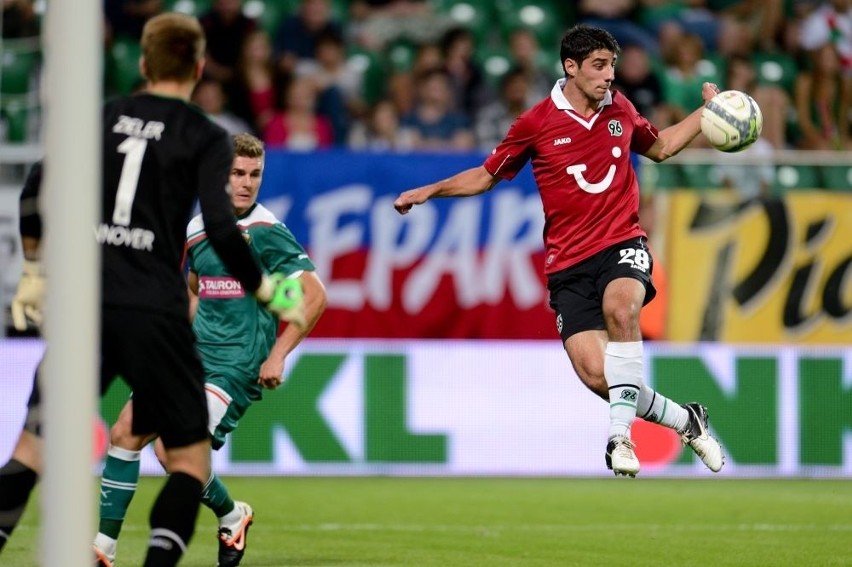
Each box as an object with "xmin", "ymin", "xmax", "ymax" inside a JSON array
[
  {"xmin": 11, "ymin": 260, "xmax": 45, "ymax": 331},
  {"xmin": 255, "ymin": 273, "xmax": 306, "ymax": 329}
]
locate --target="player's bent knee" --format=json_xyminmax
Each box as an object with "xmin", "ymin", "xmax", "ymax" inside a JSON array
[{"xmin": 164, "ymin": 439, "xmax": 211, "ymax": 483}]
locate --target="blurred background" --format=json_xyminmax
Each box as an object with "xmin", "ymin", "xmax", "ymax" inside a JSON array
[{"xmin": 1, "ymin": 0, "xmax": 851, "ymax": 477}]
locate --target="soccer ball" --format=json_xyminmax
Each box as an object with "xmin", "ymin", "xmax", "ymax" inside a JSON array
[{"xmin": 700, "ymin": 90, "xmax": 763, "ymax": 153}]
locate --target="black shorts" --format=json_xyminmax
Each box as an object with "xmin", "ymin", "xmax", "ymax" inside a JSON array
[
  {"xmin": 100, "ymin": 307, "xmax": 208, "ymax": 449},
  {"xmin": 547, "ymin": 236, "xmax": 657, "ymax": 342}
]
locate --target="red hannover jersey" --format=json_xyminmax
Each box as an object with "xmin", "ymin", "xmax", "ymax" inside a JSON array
[{"xmin": 483, "ymin": 80, "xmax": 659, "ymax": 275}]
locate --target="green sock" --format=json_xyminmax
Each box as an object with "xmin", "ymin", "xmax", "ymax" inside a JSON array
[
  {"xmin": 201, "ymin": 473, "xmax": 235, "ymax": 518},
  {"xmin": 98, "ymin": 445, "xmax": 141, "ymax": 539}
]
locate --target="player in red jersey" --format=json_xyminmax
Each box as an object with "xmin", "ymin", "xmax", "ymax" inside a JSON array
[{"xmin": 394, "ymin": 24, "xmax": 724, "ymax": 477}]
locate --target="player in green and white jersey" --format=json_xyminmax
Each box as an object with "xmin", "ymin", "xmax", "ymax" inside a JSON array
[{"xmin": 94, "ymin": 133, "xmax": 328, "ymax": 567}]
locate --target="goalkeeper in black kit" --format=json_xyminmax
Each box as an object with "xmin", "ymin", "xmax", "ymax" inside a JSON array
[{"xmin": 0, "ymin": 12, "xmax": 303, "ymax": 567}]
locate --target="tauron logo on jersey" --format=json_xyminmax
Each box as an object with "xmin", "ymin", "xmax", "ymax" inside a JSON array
[
  {"xmin": 198, "ymin": 277, "xmax": 245, "ymax": 299},
  {"xmin": 553, "ymin": 136, "xmax": 572, "ymax": 146},
  {"xmin": 608, "ymin": 120, "xmax": 623, "ymax": 136}
]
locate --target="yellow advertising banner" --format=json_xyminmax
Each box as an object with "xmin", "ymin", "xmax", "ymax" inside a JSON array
[{"xmin": 667, "ymin": 191, "xmax": 852, "ymax": 343}]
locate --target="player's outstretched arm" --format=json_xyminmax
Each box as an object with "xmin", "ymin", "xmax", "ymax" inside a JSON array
[
  {"xmin": 644, "ymin": 82, "xmax": 721, "ymax": 163},
  {"xmin": 393, "ymin": 166, "xmax": 499, "ymax": 214},
  {"xmin": 258, "ymin": 270, "xmax": 327, "ymax": 389}
]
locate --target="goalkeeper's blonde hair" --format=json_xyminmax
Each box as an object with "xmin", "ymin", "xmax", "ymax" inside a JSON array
[{"xmin": 233, "ymin": 133, "xmax": 264, "ymax": 160}]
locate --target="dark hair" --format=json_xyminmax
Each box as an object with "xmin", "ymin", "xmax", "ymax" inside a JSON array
[
  {"xmin": 559, "ymin": 24, "xmax": 620, "ymax": 71},
  {"xmin": 499, "ymin": 66, "xmax": 529, "ymax": 90}
]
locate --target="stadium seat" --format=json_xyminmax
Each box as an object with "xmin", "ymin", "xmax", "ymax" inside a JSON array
[
  {"xmin": 495, "ymin": 0, "xmax": 571, "ymax": 49},
  {"xmin": 164, "ymin": 0, "xmax": 213, "ymax": 16},
  {"xmin": 752, "ymin": 51, "xmax": 798, "ymax": 95},
  {"xmin": 680, "ymin": 163, "xmax": 721, "ymax": 189},
  {"xmin": 644, "ymin": 162, "xmax": 683, "ymax": 190},
  {"xmin": 774, "ymin": 164, "xmax": 821, "ymax": 191},
  {"xmin": 106, "ymin": 36, "xmax": 143, "ymax": 96},
  {"xmin": 433, "ymin": 0, "xmax": 496, "ymax": 46},
  {"xmin": 0, "ymin": 40, "xmax": 40, "ymax": 96},
  {"xmin": 475, "ymin": 47, "xmax": 513, "ymax": 88},
  {"xmin": 243, "ymin": 0, "xmax": 289, "ymax": 35},
  {"xmin": 347, "ymin": 47, "xmax": 387, "ymax": 105},
  {"xmin": 1, "ymin": 95, "xmax": 32, "ymax": 142},
  {"xmin": 820, "ymin": 166, "xmax": 852, "ymax": 192},
  {"xmin": 385, "ymin": 38, "xmax": 418, "ymax": 72}
]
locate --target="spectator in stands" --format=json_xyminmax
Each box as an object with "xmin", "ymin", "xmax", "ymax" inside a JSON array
[
  {"xmin": 273, "ymin": 0, "xmax": 344, "ymax": 76},
  {"xmin": 399, "ymin": 68, "xmax": 475, "ymax": 151},
  {"xmin": 348, "ymin": 98, "xmax": 415, "ymax": 151},
  {"xmin": 199, "ymin": 0, "xmax": 258, "ymax": 87},
  {"xmin": 797, "ymin": 0, "xmax": 851, "ymax": 73},
  {"xmin": 793, "ymin": 42, "xmax": 851, "ymax": 149},
  {"xmin": 725, "ymin": 55, "xmax": 789, "ymax": 150},
  {"xmin": 103, "ymin": 0, "xmax": 162, "ymax": 43},
  {"xmin": 507, "ymin": 27, "xmax": 554, "ymax": 103},
  {"xmin": 229, "ymin": 29, "xmax": 283, "ymax": 134},
  {"xmin": 638, "ymin": 0, "xmax": 753, "ymax": 58},
  {"xmin": 295, "ymin": 29, "xmax": 367, "ymax": 143},
  {"xmin": 349, "ymin": 0, "xmax": 451, "ymax": 51},
  {"xmin": 2, "ymin": 0, "xmax": 39, "ymax": 38},
  {"xmin": 263, "ymin": 75, "xmax": 335, "ymax": 150},
  {"xmin": 715, "ymin": 0, "xmax": 785, "ymax": 52},
  {"xmin": 612, "ymin": 43, "xmax": 671, "ymax": 126},
  {"xmin": 659, "ymin": 32, "xmax": 722, "ymax": 129},
  {"xmin": 440, "ymin": 27, "xmax": 489, "ymax": 118},
  {"xmin": 382, "ymin": 42, "xmax": 443, "ymax": 118},
  {"xmin": 192, "ymin": 77, "xmax": 254, "ymax": 136},
  {"xmin": 796, "ymin": 0, "xmax": 852, "ymax": 149},
  {"xmin": 579, "ymin": 0, "xmax": 660, "ymax": 56},
  {"xmin": 474, "ymin": 67, "xmax": 531, "ymax": 152}
]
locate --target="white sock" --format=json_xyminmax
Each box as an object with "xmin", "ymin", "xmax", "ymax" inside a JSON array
[
  {"xmin": 604, "ymin": 341, "xmax": 644, "ymax": 440},
  {"xmin": 93, "ymin": 533, "xmax": 117, "ymax": 557},
  {"xmin": 637, "ymin": 385, "xmax": 690, "ymax": 432},
  {"xmin": 218, "ymin": 503, "xmax": 242, "ymax": 527}
]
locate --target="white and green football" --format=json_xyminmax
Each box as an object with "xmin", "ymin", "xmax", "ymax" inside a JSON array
[{"xmin": 700, "ymin": 90, "xmax": 763, "ymax": 153}]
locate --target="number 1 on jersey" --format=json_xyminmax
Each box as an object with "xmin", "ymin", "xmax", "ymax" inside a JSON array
[{"xmin": 113, "ymin": 137, "xmax": 148, "ymax": 226}]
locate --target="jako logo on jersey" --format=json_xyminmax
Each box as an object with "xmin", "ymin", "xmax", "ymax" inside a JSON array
[
  {"xmin": 242, "ymin": 231, "xmax": 251, "ymax": 244},
  {"xmin": 553, "ymin": 137, "xmax": 572, "ymax": 146},
  {"xmin": 199, "ymin": 277, "xmax": 245, "ymax": 299},
  {"xmin": 565, "ymin": 146, "xmax": 623, "ymax": 194}
]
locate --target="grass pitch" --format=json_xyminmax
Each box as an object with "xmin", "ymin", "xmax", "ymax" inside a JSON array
[{"xmin": 4, "ymin": 477, "xmax": 851, "ymax": 566}]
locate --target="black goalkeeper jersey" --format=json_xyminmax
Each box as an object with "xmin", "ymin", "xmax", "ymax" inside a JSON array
[{"xmin": 100, "ymin": 93, "xmax": 261, "ymax": 317}]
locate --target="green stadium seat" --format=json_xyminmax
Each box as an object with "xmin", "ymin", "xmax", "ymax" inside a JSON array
[
  {"xmin": 495, "ymin": 0, "xmax": 571, "ymax": 49},
  {"xmin": 243, "ymin": 0, "xmax": 289, "ymax": 35},
  {"xmin": 433, "ymin": 0, "xmax": 496, "ymax": 46},
  {"xmin": 385, "ymin": 38, "xmax": 418, "ymax": 72},
  {"xmin": 643, "ymin": 162, "xmax": 683, "ymax": 190},
  {"xmin": 0, "ymin": 40, "xmax": 40, "ymax": 96},
  {"xmin": 164, "ymin": 0, "xmax": 213, "ymax": 16},
  {"xmin": 1, "ymin": 95, "xmax": 32, "ymax": 142},
  {"xmin": 774, "ymin": 164, "xmax": 821, "ymax": 191},
  {"xmin": 475, "ymin": 47, "xmax": 513, "ymax": 88},
  {"xmin": 681, "ymin": 163, "xmax": 721, "ymax": 189},
  {"xmin": 106, "ymin": 36, "xmax": 143, "ymax": 97},
  {"xmin": 347, "ymin": 47, "xmax": 387, "ymax": 105},
  {"xmin": 752, "ymin": 51, "xmax": 798, "ymax": 95},
  {"xmin": 820, "ymin": 166, "xmax": 852, "ymax": 191}
]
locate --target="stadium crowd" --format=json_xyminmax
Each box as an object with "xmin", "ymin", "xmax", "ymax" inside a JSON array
[{"xmin": 1, "ymin": 0, "xmax": 850, "ymax": 153}]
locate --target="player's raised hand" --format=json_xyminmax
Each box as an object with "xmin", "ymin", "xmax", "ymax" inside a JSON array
[
  {"xmin": 11, "ymin": 260, "xmax": 45, "ymax": 331},
  {"xmin": 255, "ymin": 273, "xmax": 306, "ymax": 329},
  {"xmin": 393, "ymin": 188, "xmax": 429, "ymax": 215}
]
